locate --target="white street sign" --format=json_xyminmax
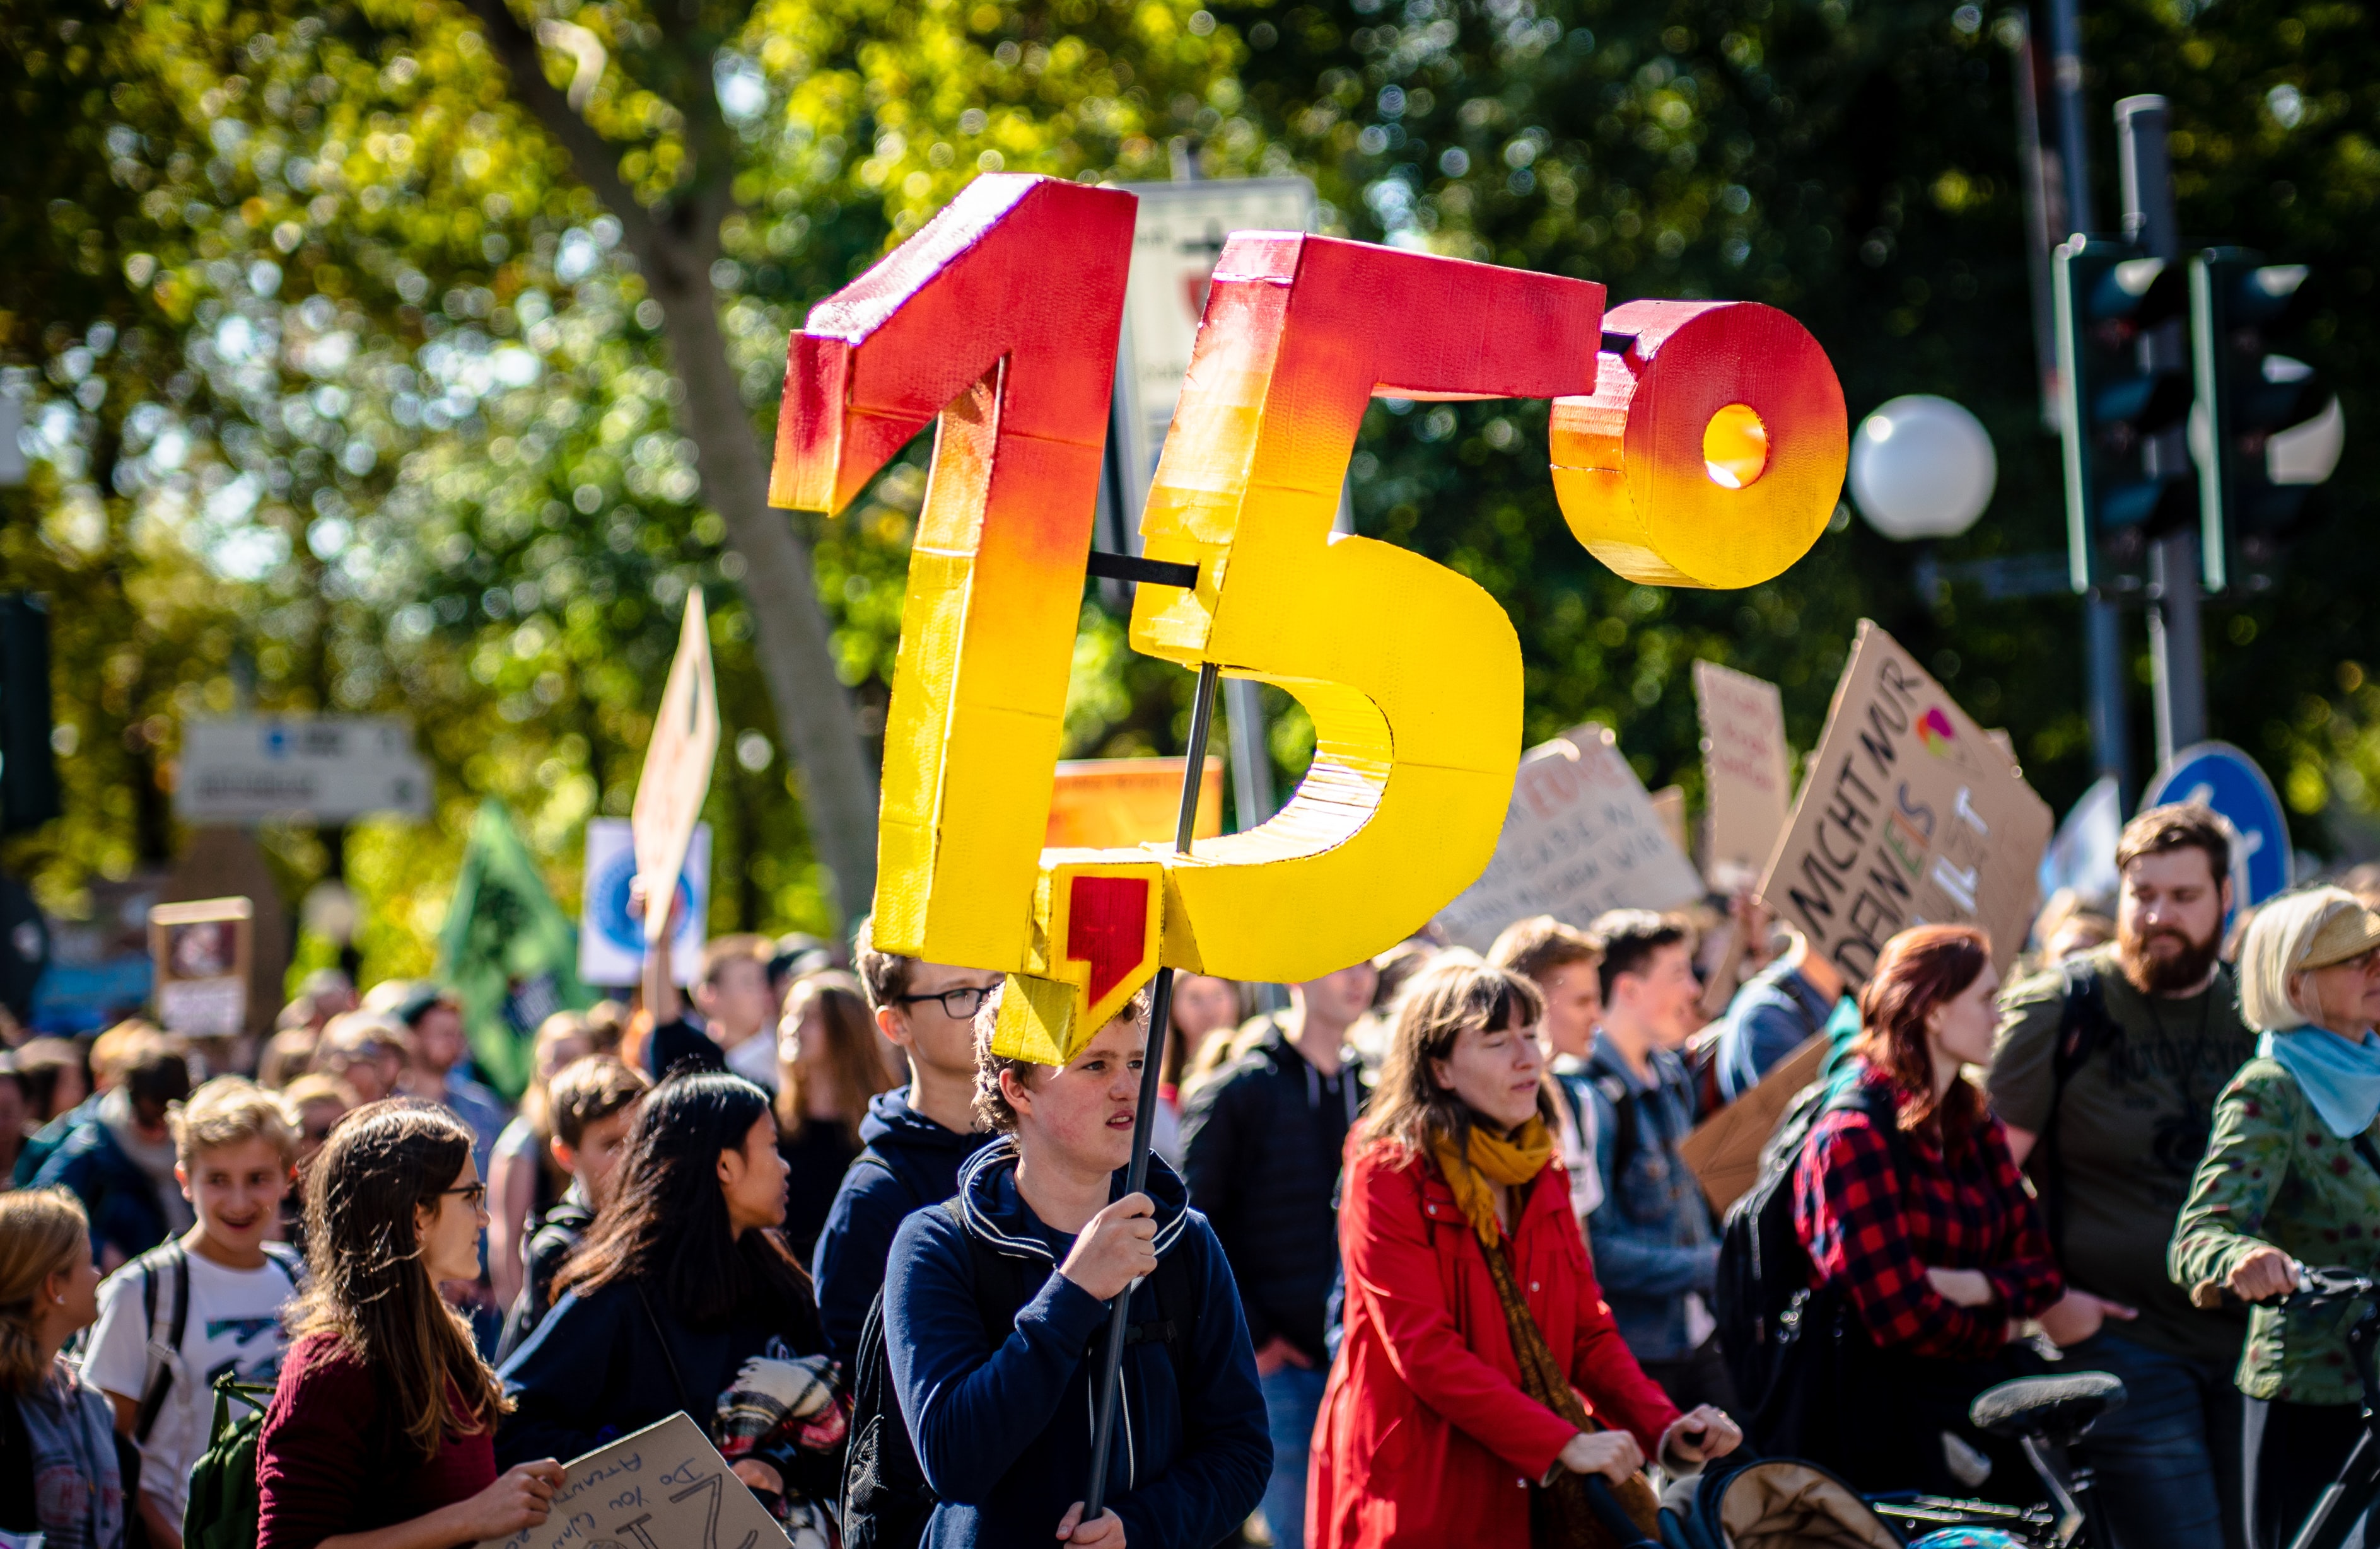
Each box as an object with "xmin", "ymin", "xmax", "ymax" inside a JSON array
[{"xmin": 175, "ymin": 717, "xmax": 432, "ymax": 824}]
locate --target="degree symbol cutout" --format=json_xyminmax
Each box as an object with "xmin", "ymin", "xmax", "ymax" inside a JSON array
[{"xmin": 1703, "ymin": 403, "xmax": 1769, "ymax": 490}]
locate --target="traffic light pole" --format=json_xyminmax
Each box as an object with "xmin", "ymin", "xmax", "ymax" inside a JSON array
[
  {"xmin": 2116, "ymin": 95, "xmax": 2208, "ymax": 765},
  {"xmin": 2048, "ymin": 0, "xmax": 2134, "ymax": 802}
]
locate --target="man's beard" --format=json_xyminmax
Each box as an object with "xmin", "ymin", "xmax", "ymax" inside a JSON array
[{"xmin": 2118, "ymin": 920, "xmax": 2222, "ymax": 995}]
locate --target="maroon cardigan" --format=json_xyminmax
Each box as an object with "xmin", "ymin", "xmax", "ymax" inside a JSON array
[{"xmin": 256, "ymin": 1331, "xmax": 498, "ymax": 1549}]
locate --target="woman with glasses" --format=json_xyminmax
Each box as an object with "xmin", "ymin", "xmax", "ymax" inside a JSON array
[
  {"xmin": 256, "ymin": 1099, "xmax": 566, "ymax": 1549},
  {"xmin": 498, "ymin": 1072, "xmax": 846, "ymax": 1536},
  {"xmin": 2172, "ymin": 887, "xmax": 2380, "ymax": 1549}
]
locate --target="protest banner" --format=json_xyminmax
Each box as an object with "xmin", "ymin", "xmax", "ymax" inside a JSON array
[
  {"xmin": 1695, "ymin": 660, "xmax": 1793, "ymax": 892},
  {"xmin": 1758, "ymin": 621, "xmax": 2053, "ymax": 986},
  {"xmin": 437, "ymin": 800, "xmax": 595, "ymax": 1097},
  {"xmin": 149, "ymin": 898, "xmax": 251, "ymax": 1038},
  {"xmin": 632, "ymin": 593, "xmax": 719, "ymax": 946},
  {"xmin": 1679, "ymin": 1033, "xmax": 1829, "ymax": 1215},
  {"xmin": 471, "ymin": 1412, "xmax": 791, "ymax": 1549},
  {"xmin": 1434, "ymin": 724, "xmax": 1703, "ymax": 951},
  {"xmin": 580, "ymin": 818, "xmax": 712, "ymax": 987},
  {"xmin": 1045, "ymin": 757, "xmax": 1225, "ymax": 850}
]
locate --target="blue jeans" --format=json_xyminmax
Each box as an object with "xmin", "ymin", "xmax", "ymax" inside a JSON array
[
  {"xmin": 1259, "ymin": 1364, "xmax": 1327, "ymax": 1549},
  {"xmin": 2061, "ymin": 1330, "xmax": 2246, "ymax": 1549}
]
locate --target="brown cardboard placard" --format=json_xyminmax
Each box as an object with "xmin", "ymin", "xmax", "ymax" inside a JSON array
[
  {"xmin": 472, "ymin": 1412, "xmax": 791, "ymax": 1549},
  {"xmin": 1756, "ymin": 621, "xmax": 2051, "ymax": 987},
  {"xmin": 1679, "ymin": 1032, "xmax": 1828, "ymax": 1215},
  {"xmin": 149, "ymin": 898, "xmax": 253, "ymax": 1039},
  {"xmin": 1695, "ymin": 660, "xmax": 1793, "ymax": 893},
  {"xmin": 631, "ymin": 595, "xmax": 720, "ymax": 946},
  {"xmin": 1433, "ymin": 724, "xmax": 1703, "ymax": 951}
]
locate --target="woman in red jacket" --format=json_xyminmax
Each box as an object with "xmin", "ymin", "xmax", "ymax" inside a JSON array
[{"xmin": 1309, "ymin": 958, "xmax": 1741, "ymax": 1548}]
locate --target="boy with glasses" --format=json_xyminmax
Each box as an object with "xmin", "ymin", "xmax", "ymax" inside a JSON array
[{"xmin": 810, "ymin": 917, "xmax": 1002, "ymax": 1366}]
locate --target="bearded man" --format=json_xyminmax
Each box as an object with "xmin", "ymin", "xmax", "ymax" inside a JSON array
[{"xmin": 1990, "ymin": 802, "xmax": 2253, "ymax": 1549}]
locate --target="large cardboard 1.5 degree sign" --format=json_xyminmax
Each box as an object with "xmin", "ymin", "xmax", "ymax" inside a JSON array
[{"xmin": 1759, "ymin": 622, "xmax": 2051, "ymax": 986}]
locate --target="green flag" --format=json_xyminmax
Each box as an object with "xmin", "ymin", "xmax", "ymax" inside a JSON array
[{"xmin": 435, "ymin": 799, "xmax": 595, "ymax": 1099}]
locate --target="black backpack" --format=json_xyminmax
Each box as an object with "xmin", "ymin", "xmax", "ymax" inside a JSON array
[
  {"xmin": 1712, "ymin": 1074, "xmax": 1904, "ymax": 1452},
  {"xmin": 839, "ymin": 1198, "xmax": 1198, "ymax": 1549},
  {"xmin": 127, "ymin": 1239, "xmax": 305, "ymax": 1444},
  {"xmin": 2030, "ymin": 958, "xmax": 2119, "ymax": 1250}
]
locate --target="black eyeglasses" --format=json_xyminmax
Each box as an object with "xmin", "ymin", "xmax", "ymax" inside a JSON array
[
  {"xmin": 894, "ymin": 983, "xmax": 999, "ymax": 1019},
  {"xmin": 441, "ymin": 1181, "xmax": 489, "ymax": 1208}
]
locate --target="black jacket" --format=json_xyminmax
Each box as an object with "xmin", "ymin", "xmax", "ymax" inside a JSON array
[
  {"xmin": 494, "ymin": 1185, "xmax": 596, "ymax": 1363},
  {"xmin": 808, "ymin": 1087, "xmax": 997, "ymax": 1367},
  {"xmin": 1177, "ymin": 1021, "xmax": 1367, "ymax": 1365}
]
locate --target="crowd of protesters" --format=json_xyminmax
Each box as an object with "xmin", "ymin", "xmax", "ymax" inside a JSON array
[{"xmin": 6, "ymin": 797, "xmax": 2380, "ymax": 1546}]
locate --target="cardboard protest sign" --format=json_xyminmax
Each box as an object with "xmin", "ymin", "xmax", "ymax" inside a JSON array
[
  {"xmin": 580, "ymin": 818, "xmax": 712, "ymax": 987},
  {"xmin": 1695, "ymin": 661, "xmax": 1793, "ymax": 892},
  {"xmin": 149, "ymin": 898, "xmax": 252, "ymax": 1037},
  {"xmin": 1679, "ymin": 1033, "xmax": 1828, "ymax": 1215},
  {"xmin": 1044, "ymin": 757, "xmax": 1224, "ymax": 850},
  {"xmin": 472, "ymin": 1412, "xmax": 790, "ymax": 1549},
  {"xmin": 1758, "ymin": 622, "xmax": 2052, "ymax": 986},
  {"xmin": 1434, "ymin": 724, "xmax": 1704, "ymax": 951},
  {"xmin": 632, "ymin": 593, "xmax": 719, "ymax": 945}
]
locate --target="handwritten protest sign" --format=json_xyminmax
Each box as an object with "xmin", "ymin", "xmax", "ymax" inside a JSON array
[
  {"xmin": 472, "ymin": 1412, "xmax": 790, "ymax": 1549},
  {"xmin": 632, "ymin": 595, "xmax": 720, "ymax": 946},
  {"xmin": 1434, "ymin": 724, "xmax": 1703, "ymax": 951},
  {"xmin": 1695, "ymin": 661, "xmax": 1793, "ymax": 893},
  {"xmin": 1758, "ymin": 622, "xmax": 2051, "ymax": 987},
  {"xmin": 1045, "ymin": 757, "xmax": 1224, "ymax": 850}
]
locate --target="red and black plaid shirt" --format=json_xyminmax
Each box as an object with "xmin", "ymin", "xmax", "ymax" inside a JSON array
[{"xmin": 1794, "ymin": 1065, "xmax": 2063, "ymax": 1360}]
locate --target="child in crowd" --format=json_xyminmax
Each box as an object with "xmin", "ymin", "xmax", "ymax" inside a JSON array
[
  {"xmin": 0, "ymin": 1189, "xmax": 118, "ymax": 1549},
  {"xmin": 85, "ymin": 1077, "xmax": 303, "ymax": 1549},
  {"xmin": 494, "ymin": 1055, "xmax": 650, "ymax": 1359}
]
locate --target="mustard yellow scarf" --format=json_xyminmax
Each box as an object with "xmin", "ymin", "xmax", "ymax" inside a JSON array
[{"xmin": 1430, "ymin": 1117, "xmax": 1555, "ymax": 1245}]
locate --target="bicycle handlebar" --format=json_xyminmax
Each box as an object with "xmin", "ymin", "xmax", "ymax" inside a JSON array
[{"xmin": 2190, "ymin": 1263, "xmax": 2380, "ymax": 1311}]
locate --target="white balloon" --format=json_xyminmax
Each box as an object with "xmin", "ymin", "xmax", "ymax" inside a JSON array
[{"xmin": 1848, "ymin": 393, "xmax": 1998, "ymax": 541}]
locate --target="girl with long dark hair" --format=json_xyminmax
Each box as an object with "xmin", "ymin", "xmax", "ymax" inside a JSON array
[
  {"xmin": 498, "ymin": 1072, "xmax": 843, "ymax": 1531},
  {"xmin": 1790, "ymin": 924, "xmax": 2065, "ymax": 1497},
  {"xmin": 1309, "ymin": 958, "xmax": 1737, "ymax": 1548},
  {"xmin": 255, "ymin": 1101, "xmax": 564, "ymax": 1549}
]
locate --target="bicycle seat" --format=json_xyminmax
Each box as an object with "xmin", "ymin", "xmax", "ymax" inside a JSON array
[{"xmin": 1968, "ymin": 1372, "xmax": 2127, "ymax": 1447}]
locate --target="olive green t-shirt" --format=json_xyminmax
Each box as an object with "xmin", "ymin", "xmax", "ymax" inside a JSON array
[{"xmin": 1988, "ymin": 942, "xmax": 2257, "ymax": 1367}]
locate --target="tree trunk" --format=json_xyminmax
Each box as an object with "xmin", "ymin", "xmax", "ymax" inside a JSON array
[{"xmin": 465, "ymin": 0, "xmax": 881, "ymax": 924}]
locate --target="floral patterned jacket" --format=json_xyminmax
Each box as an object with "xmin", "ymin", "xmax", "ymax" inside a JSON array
[{"xmin": 2168, "ymin": 1055, "xmax": 2380, "ymax": 1405}]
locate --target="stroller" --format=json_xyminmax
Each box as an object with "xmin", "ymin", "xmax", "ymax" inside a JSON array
[{"xmin": 1581, "ymin": 1370, "xmax": 2125, "ymax": 1549}]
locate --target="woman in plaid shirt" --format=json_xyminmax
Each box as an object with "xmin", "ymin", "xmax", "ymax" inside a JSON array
[{"xmin": 1792, "ymin": 924, "xmax": 2067, "ymax": 1498}]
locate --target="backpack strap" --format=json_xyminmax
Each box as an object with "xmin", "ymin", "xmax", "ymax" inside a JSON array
[
  {"xmin": 1593, "ymin": 1074, "xmax": 1641, "ymax": 1190},
  {"xmin": 261, "ymin": 1241, "xmax": 304, "ymax": 1289},
  {"xmin": 2036, "ymin": 960, "xmax": 2116, "ymax": 1252},
  {"xmin": 134, "ymin": 1239, "xmax": 190, "ymax": 1444}
]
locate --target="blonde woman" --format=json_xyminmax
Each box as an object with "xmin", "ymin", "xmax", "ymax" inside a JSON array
[
  {"xmin": 0, "ymin": 1189, "xmax": 119, "ymax": 1548},
  {"xmin": 775, "ymin": 972, "xmax": 899, "ymax": 1260},
  {"xmin": 2172, "ymin": 886, "xmax": 2380, "ymax": 1549}
]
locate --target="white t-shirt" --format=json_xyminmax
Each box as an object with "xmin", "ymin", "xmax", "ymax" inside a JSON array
[{"xmin": 85, "ymin": 1246, "xmax": 300, "ymax": 1521}]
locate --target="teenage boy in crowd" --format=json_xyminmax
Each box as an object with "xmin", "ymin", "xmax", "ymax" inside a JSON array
[
  {"xmin": 1179, "ymin": 958, "xmax": 1375, "ymax": 1549},
  {"xmin": 34, "ymin": 1038, "xmax": 195, "ymax": 1270},
  {"xmin": 86, "ymin": 1077, "xmax": 303, "ymax": 1548},
  {"xmin": 885, "ymin": 990, "xmax": 1268, "ymax": 1548},
  {"xmin": 1990, "ymin": 804, "xmax": 2256, "ymax": 1549},
  {"xmin": 1487, "ymin": 916, "xmax": 1606, "ymax": 1225},
  {"xmin": 1580, "ymin": 910, "xmax": 1734, "ymax": 1412},
  {"xmin": 809, "ymin": 917, "xmax": 1002, "ymax": 1367},
  {"xmin": 497, "ymin": 1054, "xmax": 651, "ymax": 1359},
  {"xmin": 1710, "ymin": 925, "xmax": 1848, "ymax": 1105},
  {"xmin": 641, "ymin": 932, "xmax": 781, "ymax": 1086}
]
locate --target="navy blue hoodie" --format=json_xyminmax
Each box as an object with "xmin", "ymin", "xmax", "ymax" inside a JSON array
[
  {"xmin": 810, "ymin": 1086, "xmax": 996, "ymax": 1367},
  {"xmin": 885, "ymin": 1138, "xmax": 1268, "ymax": 1549}
]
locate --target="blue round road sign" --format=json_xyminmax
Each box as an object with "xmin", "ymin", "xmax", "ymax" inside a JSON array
[{"xmin": 2139, "ymin": 741, "xmax": 2292, "ymax": 907}]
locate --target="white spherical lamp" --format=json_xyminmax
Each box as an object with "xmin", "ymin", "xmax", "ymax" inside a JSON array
[{"xmin": 1848, "ymin": 394, "xmax": 1997, "ymax": 540}]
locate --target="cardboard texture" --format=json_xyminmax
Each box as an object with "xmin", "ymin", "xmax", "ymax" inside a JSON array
[
  {"xmin": 774, "ymin": 176, "xmax": 1845, "ymax": 1061},
  {"xmin": 470, "ymin": 1412, "xmax": 790, "ymax": 1549},
  {"xmin": 149, "ymin": 897, "xmax": 252, "ymax": 1038},
  {"xmin": 1435, "ymin": 725, "xmax": 1704, "ymax": 951},
  {"xmin": 1678, "ymin": 1032, "xmax": 1829, "ymax": 1215},
  {"xmin": 631, "ymin": 593, "xmax": 719, "ymax": 946},
  {"xmin": 1045, "ymin": 757, "xmax": 1225, "ymax": 849},
  {"xmin": 1695, "ymin": 661, "xmax": 1793, "ymax": 891},
  {"xmin": 1758, "ymin": 621, "xmax": 2053, "ymax": 987}
]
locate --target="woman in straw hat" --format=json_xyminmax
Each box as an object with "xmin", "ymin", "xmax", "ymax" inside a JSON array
[{"xmin": 2171, "ymin": 885, "xmax": 2380, "ymax": 1549}]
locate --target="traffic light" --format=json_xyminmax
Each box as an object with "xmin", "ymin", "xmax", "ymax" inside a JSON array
[
  {"xmin": 0, "ymin": 595, "xmax": 59, "ymax": 835},
  {"xmin": 2191, "ymin": 248, "xmax": 2344, "ymax": 593},
  {"xmin": 2055, "ymin": 237, "xmax": 2196, "ymax": 593}
]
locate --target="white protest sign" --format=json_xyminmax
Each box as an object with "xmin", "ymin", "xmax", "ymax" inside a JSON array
[
  {"xmin": 472, "ymin": 1412, "xmax": 789, "ymax": 1549},
  {"xmin": 580, "ymin": 818, "xmax": 711, "ymax": 987},
  {"xmin": 1434, "ymin": 724, "xmax": 1704, "ymax": 951},
  {"xmin": 1758, "ymin": 621, "xmax": 2052, "ymax": 987},
  {"xmin": 1694, "ymin": 661, "xmax": 1792, "ymax": 893},
  {"xmin": 632, "ymin": 593, "xmax": 719, "ymax": 945},
  {"xmin": 176, "ymin": 716, "xmax": 431, "ymax": 823}
]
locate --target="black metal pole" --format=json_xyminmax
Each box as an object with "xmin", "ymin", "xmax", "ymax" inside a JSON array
[{"xmin": 1080, "ymin": 661, "xmax": 1220, "ymax": 1517}]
